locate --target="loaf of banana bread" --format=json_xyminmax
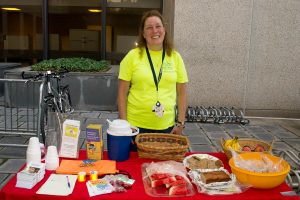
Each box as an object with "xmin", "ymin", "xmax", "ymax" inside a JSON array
[{"xmin": 200, "ymin": 171, "xmax": 231, "ymax": 184}]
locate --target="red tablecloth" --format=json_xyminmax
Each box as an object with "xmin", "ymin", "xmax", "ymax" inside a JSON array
[{"xmin": 0, "ymin": 151, "xmax": 299, "ymax": 200}]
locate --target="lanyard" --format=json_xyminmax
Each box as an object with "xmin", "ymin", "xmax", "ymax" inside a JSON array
[{"xmin": 145, "ymin": 46, "xmax": 165, "ymax": 92}]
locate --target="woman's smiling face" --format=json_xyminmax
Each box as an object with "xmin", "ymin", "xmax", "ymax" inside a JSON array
[{"xmin": 143, "ymin": 16, "xmax": 165, "ymax": 51}]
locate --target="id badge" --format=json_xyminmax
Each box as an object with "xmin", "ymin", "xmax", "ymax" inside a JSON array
[{"xmin": 152, "ymin": 101, "xmax": 164, "ymax": 117}]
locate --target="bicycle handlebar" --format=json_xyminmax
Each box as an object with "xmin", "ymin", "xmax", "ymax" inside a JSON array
[
  {"xmin": 21, "ymin": 71, "xmax": 42, "ymax": 80},
  {"xmin": 21, "ymin": 67, "xmax": 69, "ymax": 80}
]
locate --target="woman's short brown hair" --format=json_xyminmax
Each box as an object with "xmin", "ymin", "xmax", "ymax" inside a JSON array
[{"xmin": 137, "ymin": 10, "xmax": 173, "ymax": 56}]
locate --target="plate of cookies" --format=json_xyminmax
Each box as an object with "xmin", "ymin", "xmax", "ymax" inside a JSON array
[{"xmin": 183, "ymin": 154, "xmax": 224, "ymax": 171}]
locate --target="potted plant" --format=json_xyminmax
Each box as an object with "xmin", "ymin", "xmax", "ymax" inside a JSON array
[{"xmin": 31, "ymin": 57, "xmax": 110, "ymax": 72}]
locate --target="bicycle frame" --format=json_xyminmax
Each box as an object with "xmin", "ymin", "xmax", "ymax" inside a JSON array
[
  {"xmin": 23, "ymin": 69, "xmax": 73, "ymax": 144},
  {"xmin": 45, "ymin": 76, "xmax": 62, "ymax": 112},
  {"xmin": 43, "ymin": 70, "xmax": 72, "ymax": 113}
]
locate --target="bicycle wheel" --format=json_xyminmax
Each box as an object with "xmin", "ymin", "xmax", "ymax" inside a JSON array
[
  {"xmin": 39, "ymin": 101, "xmax": 48, "ymax": 144},
  {"xmin": 60, "ymin": 85, "xmax": 73, "ymax": 113},
  {"xmin": 39, "ymin": 97, "xmax": 57, "ymax": 144}
]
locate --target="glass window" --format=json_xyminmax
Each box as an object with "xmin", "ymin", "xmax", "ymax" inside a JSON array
[
  {"xmin": 0, "ymin": 1, "xmax": 42, "ymax": 65},
  {"xmin": 48, "ymin": 0, "xmax": 102, "ymax": 60},
  {"xmin": 0, "ymin": 0, "xmax": 163, "ymax": 65},
  {"xmin": 107, "ymin": 0, "xmax": 161, "ymax": 64}
]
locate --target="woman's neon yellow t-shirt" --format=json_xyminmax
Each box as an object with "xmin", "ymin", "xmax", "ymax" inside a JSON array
[{"xmin": 119, "ymin": 47, "xmax": 188, "ymax": 130}]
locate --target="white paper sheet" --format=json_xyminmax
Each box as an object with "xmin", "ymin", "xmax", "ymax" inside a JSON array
[{"xmin": 36, "ymin": 174, "xmax": 77, "ymax": 196}]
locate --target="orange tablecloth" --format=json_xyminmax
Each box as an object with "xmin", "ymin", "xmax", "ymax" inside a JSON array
[{"xmin": 0, "ymin": 150, "xmax": 299, "ymax": 200}]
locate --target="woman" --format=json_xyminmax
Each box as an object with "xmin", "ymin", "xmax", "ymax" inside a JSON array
[{"xmin": 118, "ymin": 10, "xmax": 188, "ymax": 142}]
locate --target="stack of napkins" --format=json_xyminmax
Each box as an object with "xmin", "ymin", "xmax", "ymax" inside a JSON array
[{"xmin": 16, "ymin": 162, "xmax": 45, "ymax": 189}]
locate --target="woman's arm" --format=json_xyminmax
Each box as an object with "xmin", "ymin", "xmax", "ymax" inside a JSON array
[
  {"xmin": 117, "ymin": 79, "xmax": 130, "ymax": 120},
  {"xmin": 170, "ymin": 83, "xmax": 187, "ymax": 135}
]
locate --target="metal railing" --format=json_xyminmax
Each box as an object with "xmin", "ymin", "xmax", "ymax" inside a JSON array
[{"xmin": 0, "ymin": 79, "xmax": 43, "ymax": 147}]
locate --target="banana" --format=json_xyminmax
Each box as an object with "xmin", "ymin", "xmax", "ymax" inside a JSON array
[
  {"xmin": 224, "ymin": 138, "xmax": 234, "ymax": 148},
  {"xmin": 224, "ymin": 137, "xmax": 241, "ymax": 151},
  {"xmin": 232, "ymin": 140, "xmax": 242, "ymax": 151},
  {"xmin": 224, "ymin": 137, "xmax": 237, "ymax": 148}
]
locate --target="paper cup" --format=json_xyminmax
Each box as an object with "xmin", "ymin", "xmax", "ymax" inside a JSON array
[
  {"xmin": 78, "ymin": 172, "xmax": 86, "ymax": 182},
  {"xmin": 26, "ymin": 146, "xmax": 40, "ymax": 153},
  {"xmin": 26, "ymin": 151, "xmax": 41, "ymax": 164},
  {"xmin": 46, "ymin": 146, "xmax": 58, "ymax": 157},
  {"xmin": 90, "ymin": 171, "xmax": 98, "ymax": 181},
  {"xmin": 27, "ymin": 137, "xmax": 41, "ymax": 152},
  {"xmin": 28, "ymin": 137, "xmax": 39, "ymax": 146},
  {"xmin": 45, "ymin": 146, "xmax": 59, "ymax": 170},
  {"xmin": 45, "ymin": 156, "xmax": 59, "ymax": 170}
]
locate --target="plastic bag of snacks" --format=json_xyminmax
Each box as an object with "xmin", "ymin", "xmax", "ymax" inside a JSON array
[
  {"xmin": 103, "ymin": 174, "xmax": 135, "ymax": 193},
  {"xmin": 141, "ymin": 160, "xmax": 195, "ymax": 197},
  {"xmin": 231, "ymin": 150, "xmax": 284, "ymax": 173}
]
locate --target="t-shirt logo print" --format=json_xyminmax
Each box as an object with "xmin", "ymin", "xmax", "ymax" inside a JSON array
[{"xmin": 162, "ymin": 62, "xmax": 174, "ymax": 72}]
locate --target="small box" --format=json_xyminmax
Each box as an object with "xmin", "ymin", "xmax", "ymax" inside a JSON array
[{"xmin": 86, "ymin": 124, "xmax": 103, "ymax": 160}]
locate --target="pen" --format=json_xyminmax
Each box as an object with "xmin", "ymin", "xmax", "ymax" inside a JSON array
[{"xmin": 66, "ymin": 176, "xmax": 71, "ymax": 188}]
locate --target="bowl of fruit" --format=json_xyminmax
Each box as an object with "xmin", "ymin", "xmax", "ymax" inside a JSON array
[
  {"xmin": 228, "ymin": 152, "xmax": 290, "ymax": 189},
  {"xmin": 221, "ymin": 137, "xmax": 272, "ymax": 160}
]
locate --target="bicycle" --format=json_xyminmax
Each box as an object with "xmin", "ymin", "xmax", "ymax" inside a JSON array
[{"xmin": 22, "ymin": 68, "xmax": 73, "ymax": 144}]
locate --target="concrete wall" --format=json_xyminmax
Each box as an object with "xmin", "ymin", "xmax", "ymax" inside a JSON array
[
  {"xmin": 4, "ymin": 66, "xmax": 119, "ymax": 111},
  {"xmin": 173, "ymin": 0, "xmax": 300, "ymax": 118}
]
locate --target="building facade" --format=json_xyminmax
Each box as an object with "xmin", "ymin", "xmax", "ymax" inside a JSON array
[{"xmin": 0, "ymin": 0, "xmax": 299, "ymax": 117}]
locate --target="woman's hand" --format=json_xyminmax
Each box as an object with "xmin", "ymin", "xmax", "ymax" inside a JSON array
[{"xmin": 170, "ymin": 125, "xmax": 184, "ymax": 135}]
